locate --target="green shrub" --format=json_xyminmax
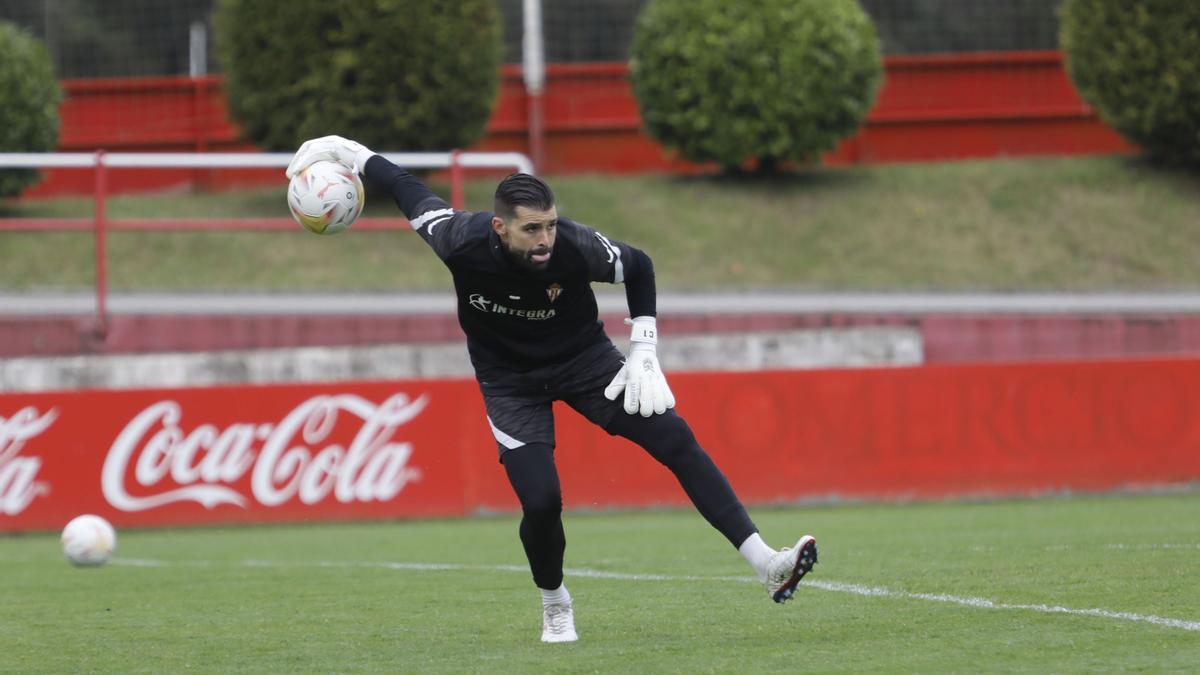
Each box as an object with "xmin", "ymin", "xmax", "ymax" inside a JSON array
[
  {"xmin": 215, "ymin": 0, "xmax": 501, "ymax": 153},
  {"xmin": 1061, "ymin": 0, "xmax": 1200, "ymax": 165},
  {"xmin": 630, "ymin": 0, "xmax": 882, "ymax": 172},
  {"xmin": 0, "ymin": 22, "xmax": 61, "ymax": 198}
]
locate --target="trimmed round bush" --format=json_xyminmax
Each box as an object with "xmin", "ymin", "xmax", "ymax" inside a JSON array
[
  {"xmin": 216, "ymin": 0, "xmax": 501, "ymax": 152},
  {"xmin": 1061, "ymin": 0, "xmax": 1200, "ymax": 165},
  {"xmin": 630, "ymin": 0, "xmax": 883, "ymax": 172},
  {"xmin": 0, "ymin": 22, "xmax": 61, "ymax": 198}
]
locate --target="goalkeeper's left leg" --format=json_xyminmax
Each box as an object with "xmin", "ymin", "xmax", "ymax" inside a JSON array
[
  {"xmin": 603, "ymin": 410, "xmax": 758, "ymax": 548},
  {"xmin": 602, "ymin": 410, "xmax": 818, "ymax": 602}
]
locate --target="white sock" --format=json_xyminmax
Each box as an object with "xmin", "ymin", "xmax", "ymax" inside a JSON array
[
  {"xmin": 739, "ymin": 533, "xmax": 776, "ymax": 583},
  {"xmin": 539, "ymin": 583, "xmax": 571, "ymax": 608}
]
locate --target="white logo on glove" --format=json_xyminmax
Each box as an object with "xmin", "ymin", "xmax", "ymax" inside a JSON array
[{"xmin": 604, "ymin": 317, "xmax": 676, "ymax": 417}]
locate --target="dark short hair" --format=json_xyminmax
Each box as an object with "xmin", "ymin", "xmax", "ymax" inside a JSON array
[{"xmin": 494, "ymin": 173, "xmax": 555, "ymax": 220}]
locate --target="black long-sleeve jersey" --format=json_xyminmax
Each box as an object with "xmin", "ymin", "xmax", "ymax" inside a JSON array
[{"xmin": 364, "ymin": 155, "xmax": 656, "ymax": 372}]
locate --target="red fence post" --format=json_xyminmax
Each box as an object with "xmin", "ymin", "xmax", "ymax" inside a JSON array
[
  {"xmin": 93, "ymin": 151, "xmax": 108, "ymax": 338},
  {"xmin": 450, "ymin": 149, "xmax": 464, "ymax": 210}
]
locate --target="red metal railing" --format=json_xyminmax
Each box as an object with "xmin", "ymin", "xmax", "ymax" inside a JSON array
[{"xmin": 0, "ymin": 150, "xmax": 533, "ymax": 336}]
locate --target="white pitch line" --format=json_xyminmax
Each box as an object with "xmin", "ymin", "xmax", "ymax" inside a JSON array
[
  {"xmin": 1105, "ymin": 543, "xmax": 1200, "ymax": 550},
  {"xmin": 108, "ymin": 557, "xmax": 1200, "ymax": 633},
  {"xmin": 970, "ymin": 543, "xmax": 1200, "ymax": 553},
  {"xmin": 805, "ymin": 580, "xmax": 1200, "ymax": 633},
  {"xmin": 108, "ymin": 557, "xmax": 168, "ymax": 567}
]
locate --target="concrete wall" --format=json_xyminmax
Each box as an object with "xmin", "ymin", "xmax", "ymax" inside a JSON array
[{"xmin": 0, "ymin": 327, "xmax": 922, "ymax": 392}]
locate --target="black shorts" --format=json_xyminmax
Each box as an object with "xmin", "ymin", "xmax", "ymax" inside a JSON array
[{"xmin": 476, "ymin": 341, "xmax": 626, "ymax": 460}]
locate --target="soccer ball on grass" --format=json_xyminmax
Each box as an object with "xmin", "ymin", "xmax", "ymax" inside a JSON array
[
  {"xmin": 287, "ymin": 160, "xmax": 364, "ymax": 235},
  {"xmin": 61, "ymin": 514, "xmax": 117, "ymax": 567}
]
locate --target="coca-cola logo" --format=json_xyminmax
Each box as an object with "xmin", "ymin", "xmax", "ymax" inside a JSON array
[
  {"xmin": 102, "ymin": 393, "xmax": 428, "ymax": 512},
  {"xmin": 0, "ymin": 407, "xmax": 55, "ymax": 516}
]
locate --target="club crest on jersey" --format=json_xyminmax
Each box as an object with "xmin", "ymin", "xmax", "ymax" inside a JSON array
[{"xmin": 546, "ymin": 283, "xmax": 563, "ymax": 302}]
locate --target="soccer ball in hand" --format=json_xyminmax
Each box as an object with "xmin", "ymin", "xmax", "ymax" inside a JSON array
[
  {"xmin": 61, "ymin": 514, "xmax": 117, "ymax": 567},
  {"xmin": 287, "ymin": 160, "xmax": 365, "ymax": 235}
]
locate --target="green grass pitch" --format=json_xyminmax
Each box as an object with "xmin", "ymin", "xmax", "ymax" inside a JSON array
[{"xmin": 3, "ymin": 492, "xmax": 1198, "ymax": 672}]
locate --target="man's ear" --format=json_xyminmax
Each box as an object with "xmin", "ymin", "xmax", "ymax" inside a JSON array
[{"xmin": 491, "ymin": 215, "xmax": 506, "ymax": 236}]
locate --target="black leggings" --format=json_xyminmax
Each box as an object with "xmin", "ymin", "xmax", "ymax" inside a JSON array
[{"xmin": 501, "ymin": 409, "xmax": 758, "ymax": 590}]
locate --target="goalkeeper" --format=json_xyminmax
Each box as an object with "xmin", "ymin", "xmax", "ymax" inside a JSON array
[{"xmin": 287, "ymin": 136, "xmax": 817, "ymax": 644}]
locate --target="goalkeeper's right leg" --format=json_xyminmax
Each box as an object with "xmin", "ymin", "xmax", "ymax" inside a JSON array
[{"xmin": 502, "ymin": 442, "xmax": 566, "ymax": 591}]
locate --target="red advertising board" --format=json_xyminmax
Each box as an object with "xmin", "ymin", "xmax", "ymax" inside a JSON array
[
  {"xmin": 0, "ymin": 381, "xmax": 494, "ymax": 531},
  {"xmin": 3, "ymin": 359, "xmax": 1200, "ymax": 533}
]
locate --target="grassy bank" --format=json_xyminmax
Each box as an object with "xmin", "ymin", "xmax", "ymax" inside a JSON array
[{"xmin": 2, "ymin": 155, "xmax": 1199, "ymax": 292}]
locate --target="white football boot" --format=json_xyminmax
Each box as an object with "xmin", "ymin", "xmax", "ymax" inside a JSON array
[
  {"xmin": 541, "ymin": 602, "xmax": 578, "ymax": 643},
  {"xmin": 764, "ymin": 535, "xmax": 818, "ymax": 603}
]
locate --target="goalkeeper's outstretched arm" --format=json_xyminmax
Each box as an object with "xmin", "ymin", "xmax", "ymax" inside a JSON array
[{"xmin": 361, "ymin": 155, "xmax": 452, "ymax": 225}]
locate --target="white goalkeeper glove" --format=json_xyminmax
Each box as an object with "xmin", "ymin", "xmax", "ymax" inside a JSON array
[
  {"xmin": 285, "ymin": 135, "xmax": 376, "ymax": 179},
  {"xmin": 604, "ymin": 316, "xmax": 676, "ymax": 417}
]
